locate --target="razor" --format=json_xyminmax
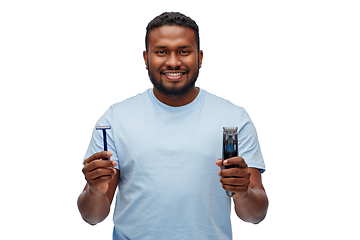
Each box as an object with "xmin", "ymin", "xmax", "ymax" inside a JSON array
[
  {"xmin": 96, "ymin": 126, "xmax": 111, "ymax": 160},
  {"xmin": 222, "ymin": 127, "xmax": 239, "ymax": 197}
]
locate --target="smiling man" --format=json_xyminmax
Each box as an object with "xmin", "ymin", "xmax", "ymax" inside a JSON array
[
  {"xmin": 144, "ymin": 24, "xmax": 203, "ymax": 106},
  {"xmin": 78, "ymin": 12, "xmax": 268, "ymax": 240}
]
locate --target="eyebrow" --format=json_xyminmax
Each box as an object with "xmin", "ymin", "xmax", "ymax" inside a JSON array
[
  {"xmin": 154, "ymin": 46, "xmax": 166, "ymax": 49},
  {"xmin": 153, "ymin": 45, "xmax": 193, "ymax": 49},
  {"xmin": 178, "ymin": 45, "xmax": 192, "ymax": 49}
]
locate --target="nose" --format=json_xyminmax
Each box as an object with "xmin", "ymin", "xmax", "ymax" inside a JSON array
[{"xmin": 165, "ymin": 52, "xmax": 181, "ymax": 68}]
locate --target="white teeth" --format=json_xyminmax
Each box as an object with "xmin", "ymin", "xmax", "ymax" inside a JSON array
[{"xmin": 166, "ymin": 73, "xmax": 182, "ymax": 76}]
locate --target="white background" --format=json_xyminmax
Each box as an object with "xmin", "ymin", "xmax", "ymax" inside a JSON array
[{"xmin": 1, "ymin": 1, "xmax": 359, "ymax": 239}]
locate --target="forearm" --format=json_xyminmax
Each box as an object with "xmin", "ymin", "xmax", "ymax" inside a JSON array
[
  {"xmin": 233, "ymin": 187, "xmax": 268, "ymax": 224},
  {"xmin": 77, "ymin": 186, "xmax": 111, "ymax": 225}
]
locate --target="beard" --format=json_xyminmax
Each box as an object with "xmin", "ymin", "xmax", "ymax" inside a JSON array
[{"xmin": 147, "ymin": 64, "xmax": 200, "ymax": 96}]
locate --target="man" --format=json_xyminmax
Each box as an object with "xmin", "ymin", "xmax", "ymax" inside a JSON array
[{"xmin": 78, "ymin": 12, "xmax": 268, "ymax": 240}]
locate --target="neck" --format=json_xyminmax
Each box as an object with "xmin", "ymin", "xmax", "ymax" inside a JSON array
[{"xmin": 153, "ymin": 86, "xmax": 199, "ymax": 107}]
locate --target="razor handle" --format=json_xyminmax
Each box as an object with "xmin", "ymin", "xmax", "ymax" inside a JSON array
[
  {"xmin": 96, "ymin": 126, "xmax": 111, "ymax": 160},
  {"xmin": 222, "ymin": 127, "xmax": 239, "ymax": 197}
]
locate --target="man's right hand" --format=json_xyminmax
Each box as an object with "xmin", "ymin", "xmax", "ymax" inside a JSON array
[{"xmin": 82, "ymin": 151, "xmax": 117, "ymax": 195}]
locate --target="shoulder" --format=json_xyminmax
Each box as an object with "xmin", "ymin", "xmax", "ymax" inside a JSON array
[
  {"xmin": 97, "ymin": 89, "xmax": 152, "ymax": 123},
  {"xmin": 109, "ymin": 89, "xmax": 152, "ymax": 111},
  {"xmin": 202, "ymin": 89, "xmax": 246, "ymax": 113}
]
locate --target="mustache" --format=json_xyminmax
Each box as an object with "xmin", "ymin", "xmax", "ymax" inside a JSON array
[{"xmin": 160, "ymin": 67, "xmax": 189, "ymax": 74}]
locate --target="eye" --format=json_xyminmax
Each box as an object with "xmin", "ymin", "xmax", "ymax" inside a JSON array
[
  {"xmin": 156, "ymin": 50, "xmax": 166, "ymax": 55},
  {"xmin": 180, "ymin": 50, "xmax": 190, "ymax": 55}
]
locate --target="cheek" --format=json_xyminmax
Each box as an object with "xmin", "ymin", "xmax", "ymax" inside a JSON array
[
  {"xmin": 148, "ymin": 55, "xmax": 165, "ymax": 70},
  {"xmin": 148, "ymin": 64, "xmax": 160, "ymax": 76},
  {"xmin": 184, "ymin": 56, "xmax": 199, "ymax": 70}
]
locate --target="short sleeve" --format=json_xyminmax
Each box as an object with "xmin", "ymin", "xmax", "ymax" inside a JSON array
[
  {"xmin": 83, "ymin": 107, "xmax": 119, "ymax": 170},
  {"xmin": 238, "ymin": 108, "xmax": 265, "ymax": 173}
]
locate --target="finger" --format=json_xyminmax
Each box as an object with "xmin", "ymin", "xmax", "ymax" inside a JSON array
[
  {"xmin": 220, "ymin": 176, "xmax": 250, "ymax": 187},
  {"xmin": 220, "ymin": 168, "xmax": 241, "ymax": 177},
  {"xmin": 85, "ymin": 167, "xmax": 116, "ymax": 183},
  {"xmin": 216, "ymin": 158, "xmax": 223, "ymax": 168},
  {"xmin": 83, "ymin": 159, "xmax": 116, "ymax": 173},
  {"xmin": 84, "ymin": 151, "xmax": 113, "ymax": 164},
  {"xmin": 220, "ymin": 168, "xmax": 251, "ymax": 178},
  {"xmin": 88, "ymin": 175, "xmax": 114, "ymax": 190},
  {"xmin": 221, "ymin": 184, "xmax": 249, "ymax": 195},
  {"xmin": 223, "ymin": 156, "xmax": 248, "ymax": 169}
]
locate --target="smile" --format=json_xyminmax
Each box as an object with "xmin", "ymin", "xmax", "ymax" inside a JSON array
[
  {"xmin": 161, "ymin": 71, "xmax": 187, "ymax": 81},
  {"xmin": 165, "ymin": 72, "xmax": 183, "ymax": 77}
]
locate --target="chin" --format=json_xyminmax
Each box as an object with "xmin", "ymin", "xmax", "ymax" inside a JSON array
[{"xmin": 148, "ymin": 71, "xmax": 199, "ymax": 96}]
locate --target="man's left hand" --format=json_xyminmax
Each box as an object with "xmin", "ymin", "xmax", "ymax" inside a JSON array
[{"xmin": 216, "ymin": 157, "xmax": 251, "ymax": 199}]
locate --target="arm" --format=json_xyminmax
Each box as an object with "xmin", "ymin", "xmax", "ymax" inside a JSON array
[
  {"xmin": 77, "ymin": 151, "xmax": 120, "ymax": 225},
  {"xmin": 232, "ymin": 168, "xmax": 268, "ymax": 223},
  {"xmin": 216, "ymin": 157, "xmax": 268, "ymax": 224}
]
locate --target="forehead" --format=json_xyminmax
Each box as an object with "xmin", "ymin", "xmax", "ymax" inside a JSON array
[{"xmin": 148, "ymin": 25, "xmax": 196, "ymax": 49}]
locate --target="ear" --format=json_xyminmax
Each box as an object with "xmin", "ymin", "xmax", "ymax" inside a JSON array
[
  {"xmin": 198, "ymin": 50, "xmax": 203, "ymax": 68},
  {"xmin": 143, "ymin": 51, "xmax": 148, "ymax": 69}
]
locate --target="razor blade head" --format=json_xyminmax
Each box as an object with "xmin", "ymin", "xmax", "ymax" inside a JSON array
[
  {"xmin": 96, "ymin": 126, "xmax": 111, "ymax": 130},
  {"xmin": 223, "ymin": 127, "xmax": 238, "ymax": 135}
]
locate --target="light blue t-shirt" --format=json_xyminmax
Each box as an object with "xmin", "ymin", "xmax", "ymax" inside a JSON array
[{"xmin": 84, "ymin": 88, "xmax": 265, "ymax": 240}]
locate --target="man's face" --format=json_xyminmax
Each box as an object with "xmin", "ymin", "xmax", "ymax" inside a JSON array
[{"xmin": 143, "ymin": 26, "xmax": 203, "ymax": 96}]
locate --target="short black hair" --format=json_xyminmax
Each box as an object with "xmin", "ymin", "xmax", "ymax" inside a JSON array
[{"xmin": 145, "ymin": 12, "xmax": 200, "ymax": 52}]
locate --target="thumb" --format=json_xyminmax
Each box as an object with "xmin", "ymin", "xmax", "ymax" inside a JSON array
[{"xmin": 216, "ymin": 158, "xmax": 224, "ymax": 169}]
